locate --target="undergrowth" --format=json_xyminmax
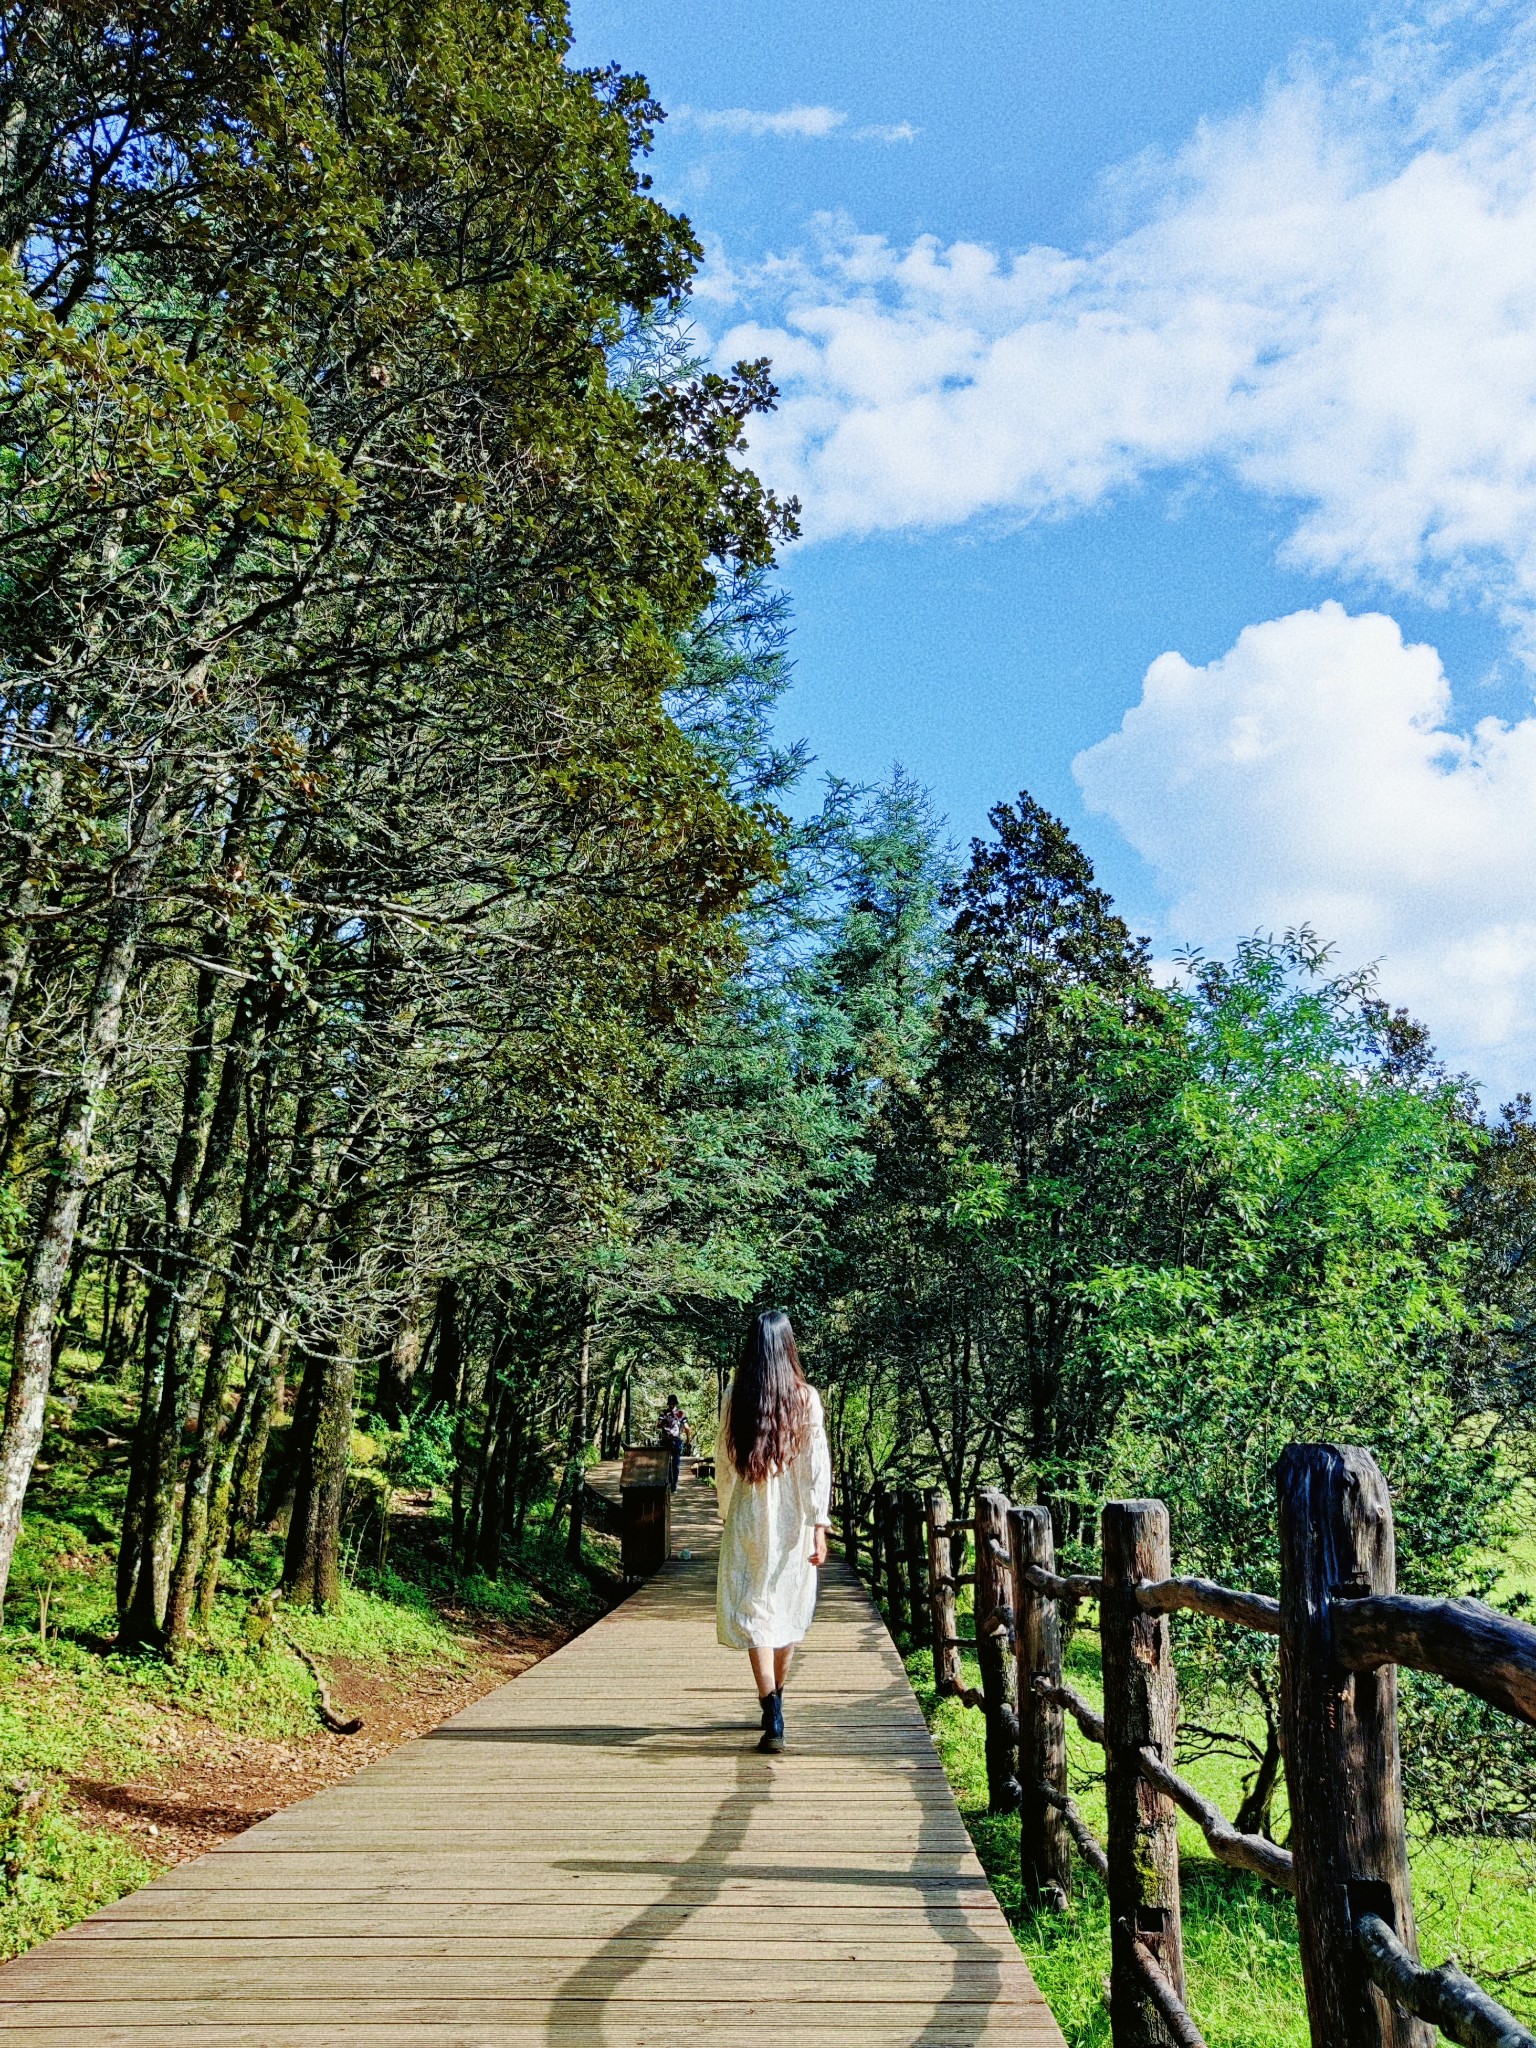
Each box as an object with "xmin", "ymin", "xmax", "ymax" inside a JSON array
[{"xmin": 0, "ymin": 1401, "xmax": 618, "ymax": 1961}]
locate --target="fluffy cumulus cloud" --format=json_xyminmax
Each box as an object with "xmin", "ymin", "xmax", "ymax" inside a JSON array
[
  {"xmin": 1074, "ymin": 603, "xmax": 1536, "ymax": 1093},
  {"xmin": 715, "ymin": 16, "xmax": 1536, "ymax": 631}
]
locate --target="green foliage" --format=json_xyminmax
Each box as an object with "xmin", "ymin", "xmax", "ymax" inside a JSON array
[
  {"xmin": 1098, "ymin": 934, "xmax": 1498, "ymax": 1598},
  {"xmin": 384, "ymin": 1411, "xmax": 459, "ymax": 1493},
  {"xmin": 0, "ymin": 1778, "xmax": 155, "ymax": 1962}
]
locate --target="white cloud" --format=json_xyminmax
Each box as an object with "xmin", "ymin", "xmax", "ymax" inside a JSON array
[
  {"xmin": 1073, "ymin": 602, "xmax": 1536, "ymax": 1093},
  {"xmin": 715, "ymin": 21, "xmax": 1536, "ymax": 634},
  {"xmin": 678, "ymin": 105, "xmax": 916, "ymax": 144}
]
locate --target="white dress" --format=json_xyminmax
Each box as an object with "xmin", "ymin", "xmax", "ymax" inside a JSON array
[{"xmin": 715, "ymin": 1383, "xmax": 833, "ymax": 1650}]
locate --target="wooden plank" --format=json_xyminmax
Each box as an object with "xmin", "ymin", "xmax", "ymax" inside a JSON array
[
  {"xmin": 0, "ymin": 1467, "xmax": 1065, "ymax": 2045},
  {"xmin": 0, "ymin": 2025, "xmax": 1061, "ymax": 2047}
]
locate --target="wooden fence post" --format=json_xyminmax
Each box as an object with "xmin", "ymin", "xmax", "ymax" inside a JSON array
[
  {"xmin": 870, "ymin": 1481, "xmax": 887, "ymax": 1608},
  {"xmin": 902, "ymin": 1488, "xmax": 927, "ymax": 1640},
  {"xmin": 1102, "ymin": 1500, "xmax": 1186, "ymax": 2048},
  {"xmin": 927, "ymin": 1489, "xmax": 961, "ymax": 1694},
  {"xmin": 842, "ymin": 1466, "xmax": 859, "ymax": 1569},
  {"xmin": 1012, "ymin": 1503, "xmax": 1070, "ymax": 1910},
  {"xmin": 1277, "ymin": 1445, "xmax": 1433, "ymax": 2048},
  {"xmin": 883, "ymin": 1491, "xmax": 909, "ymax": 1641},
  {"xmin": 975, "ymin": 1487, "xmax": 1020, "ymax": 1813}
]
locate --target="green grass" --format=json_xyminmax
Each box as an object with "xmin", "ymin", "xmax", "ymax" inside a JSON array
[
  {"xmin": 0, "ymin": 1466, "xmax": 618, "ymax": 1959},
  {"xmin": 0, "ymin": 1279, "xmax": 624, "ymax": 1961},
  {"xmin": 905, "ymin": 1630, "xmax": 1536, "ymax": 2047},
  {"xmin": 0, "ymin": 1780, "xmax": 157, "ymax": 1960}
]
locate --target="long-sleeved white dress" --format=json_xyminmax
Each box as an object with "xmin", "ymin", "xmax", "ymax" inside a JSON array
[{"xmin": 715, "ymin": 1383, "xmax": 833, "ymax": 1651}]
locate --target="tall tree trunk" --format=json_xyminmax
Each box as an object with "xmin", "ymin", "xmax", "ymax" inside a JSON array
[
  {"xmin": 195, "ymin": 1334, "xmax": 265, "ymax": 1626},
  {"xmin": 427, "ymin": 1279, "xmax": 462, "ymax": 1411},
  {"xmin": 228, "ymin": 1324, "xmax": 285, "ymax": 1557},
  {"xmin": 564, "ymin": 1308, "xmax": 592, "ymax": 1565},
  {"xmin": 116, "ymin": 1283, "xmax": 169, "ymax": 1620},
  {"xmin": 121, "ymin": 971, "xmax": 266, "ymax": 1644},
  {"xmin": 119, "ymin": 962, "xmax": 225, "ymax": 1646},
  {"xmin": 0, "ymin": 784, "xmax": 165, "ymax": 1619},
  {"xmin": 463, "ymin": 1369, "xmax": 502, "ymax": 1571},
  {"xmin": 163, "ymin": 1290, "xmax": 241, "ymax": 1649},
  {"xmin": 479, "ymin": 1405, "xmax": 523, "ymax": 1577},
  {"xmin": 376, "ymin": 1291, "xmax": 427, "ymax": 1425},
  {"xmin": 165, "ymin": 1116, "xmax": 267, "ymax": 1647},
  {"xmin": 103, "ymin": 1228, "xmax": 148, "ymax": 1379},
  {"xmin": 0, "ymin": 687, "xmax": 75, "ymax": 1048},
  {"xmin": 283, "ymin": 1329, "xmax": 358, "ymax": 1610}
]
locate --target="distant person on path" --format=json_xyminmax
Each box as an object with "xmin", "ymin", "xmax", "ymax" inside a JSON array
[
  {"xmin": 658, "ymin": 1394, "xmax": 691, "ymax": 1492},
  {"xmin": 715, "ymin": 1309, "xmax": 831, "ymax": 1754}
]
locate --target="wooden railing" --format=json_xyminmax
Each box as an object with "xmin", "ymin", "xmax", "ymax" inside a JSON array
[{"xmin": 837, "ymin": 1445, "xmax": 1536, "ymax": 2048}]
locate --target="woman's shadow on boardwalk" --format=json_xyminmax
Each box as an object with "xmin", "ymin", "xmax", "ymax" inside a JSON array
[{"xmin": 437, "ymin": 1622, "xmax": 1013, "ymax": 2044}]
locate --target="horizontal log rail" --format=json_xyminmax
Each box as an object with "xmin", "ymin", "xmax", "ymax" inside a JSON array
[
  {"xmin": 1020, "ymin": 1561, "xmax": 1104, "ymax": 1601},
  {"xmin": 1334, "ymin": 1592, "xmax": 1536, "ymax": 1729},
  {"xmin": 1135, "ymin": 1575, "xmax": 1281, "ymax": 1635},
  {"xmin": 1036, "ymin": 1674, "xmax": 1104, "ymax": 1744},
  {"xmin": 1357, "ymin": 1915, "xmax": 1536, "ymax": 2048},
  {"xmin": 1018, "ymin": 1561, "xmax": 1284, "ymax": 1635},
  {"xmin": 1133, "ymin": 1742, "xmax": 1295, "ymax": 1892},
  {"xmin": 1033, "ymin": 1676, "xmax": 1294, "ymax": 1891},
  {"xmin": 1129, "ymin": 1927, "xmax": 1210, "ymax": 2048},
  {"xmin": 1040, "ymin": 1782, "xmax": 1109, "ymax": 1879},
  {"xmin": 841, "ymin": 1449, "xmax": 1536, "ymax": 2048}
]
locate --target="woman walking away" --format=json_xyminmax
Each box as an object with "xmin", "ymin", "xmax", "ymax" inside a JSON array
[{"xmin": 716, "ymin": 1310, "xmax": 831, "ymax": 1754}]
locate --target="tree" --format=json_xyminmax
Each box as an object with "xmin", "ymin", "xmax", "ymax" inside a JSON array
[{"xmin": 0, "ymin": 0, "xmax": 795, "ymax": 1624}]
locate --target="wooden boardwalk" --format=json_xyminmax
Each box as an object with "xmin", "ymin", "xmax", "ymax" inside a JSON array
[{"xmin": 0, "ymin": 1465, "xmax": 1065, "ymax": 2044}]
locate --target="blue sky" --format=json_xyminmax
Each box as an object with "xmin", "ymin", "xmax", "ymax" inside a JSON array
[{"xmin": 573, "ymin": 0, "xmax": 1536, "ymax": 1098}]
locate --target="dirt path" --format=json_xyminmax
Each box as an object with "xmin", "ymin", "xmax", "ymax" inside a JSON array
[{"xmin": 65, "ymin": 1608, "xmax": 587, "ymax": 1871}]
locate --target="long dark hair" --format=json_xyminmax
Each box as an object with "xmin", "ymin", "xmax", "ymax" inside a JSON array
[{"xmin": 725, "ymin": 1310, "xmax": 808, "ymax": 1481}]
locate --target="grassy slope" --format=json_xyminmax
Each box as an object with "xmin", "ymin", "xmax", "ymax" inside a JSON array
[
  {"xmin": 908, "ymin": 1634, "xmax": 1536, "ymax": 2047},
  {"xmin": 0, "ymin": 1321, "xmax": 617, "ymax": 1960}
]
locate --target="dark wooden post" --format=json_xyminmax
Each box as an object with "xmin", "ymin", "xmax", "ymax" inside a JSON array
[
  {"xmin": 1277, "ymin": 1445, "xmax": 1433, "ymax": 2048},
  {"xmin": 1102, "ymin": 1499, "xmax": 1186, "ymax": 2048},
  {"xmin": 927, "ymin": 1489, "xmax": 961, "ymax": 1694},
  {"xmin": 1012, "ymin": 1503, "xmax": 1070, "ymax": 1910},
  {"xmin": 883, "ymin": 1491, "xmax": 908, "ymax": 1640},
  {"xmin": 974, "ymin": 1487, "xmax": 1020, "ymax": 1813},
  {"xmin": 901, "ymin": 1488, "xmax": 926, "ymax": 1639},
  {"xmin": 842, "ymin": 1466, "xmax": 859, "ymax": 1569},
  {"xmin": 870, "ymin": 1481, "xmax": 887, "ymax": 1606}
]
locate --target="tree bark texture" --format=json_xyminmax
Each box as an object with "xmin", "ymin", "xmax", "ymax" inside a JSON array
[
  {"xmin": 1102, "ymin": 1500, "xmax": 1186, "ymax": 2048},
  {"xmin": 0, "ymin": 784, "xmax": 164, "ymax": 1618},
  {"xmin": 283, "ymin": 1332, "xmax": 358, "ymax": 1610},
  {"xmin": 882, "ymin": 1490, "xmax": 907, "ymax": 1640},
  {"xmin": 1277, "ymin": 1444, "xmax": 1433, "ymax": 2048},
  {"xmin": 975, "ymin": 1487, "xmax": 1020, "ymax": 1813},
  {"xmin": 1013, "ymin": 1503, "xmax": 1071, "ymax": 1910},
  {"xmin": 902, "ymin": 1488, "xmax": 928, "ymax": 1645},
  {"xmin": 228, "ymin": 1325, "xmax": 285, "ymax": 1555},
  {"xmin": 928, "ymin": 1488, "xmax": 961, "ymax": 1695},
  {"xmin": 869, "ymin": 1481, "xmax": 887, "ymax": 1608},
  {"xmin": 564, "ymin": 1312, "xmax": 592, "ymax": 1564}
]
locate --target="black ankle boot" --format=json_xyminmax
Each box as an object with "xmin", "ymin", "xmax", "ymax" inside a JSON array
[{"xmin": 757, "ymin": 1689, "xmax": 784, "ymax": 1754}]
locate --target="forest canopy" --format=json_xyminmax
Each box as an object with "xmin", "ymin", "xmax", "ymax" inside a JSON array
[{"xmin": 2, "ymin": 0, "xmax": 1533, "ymax": 1767}]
